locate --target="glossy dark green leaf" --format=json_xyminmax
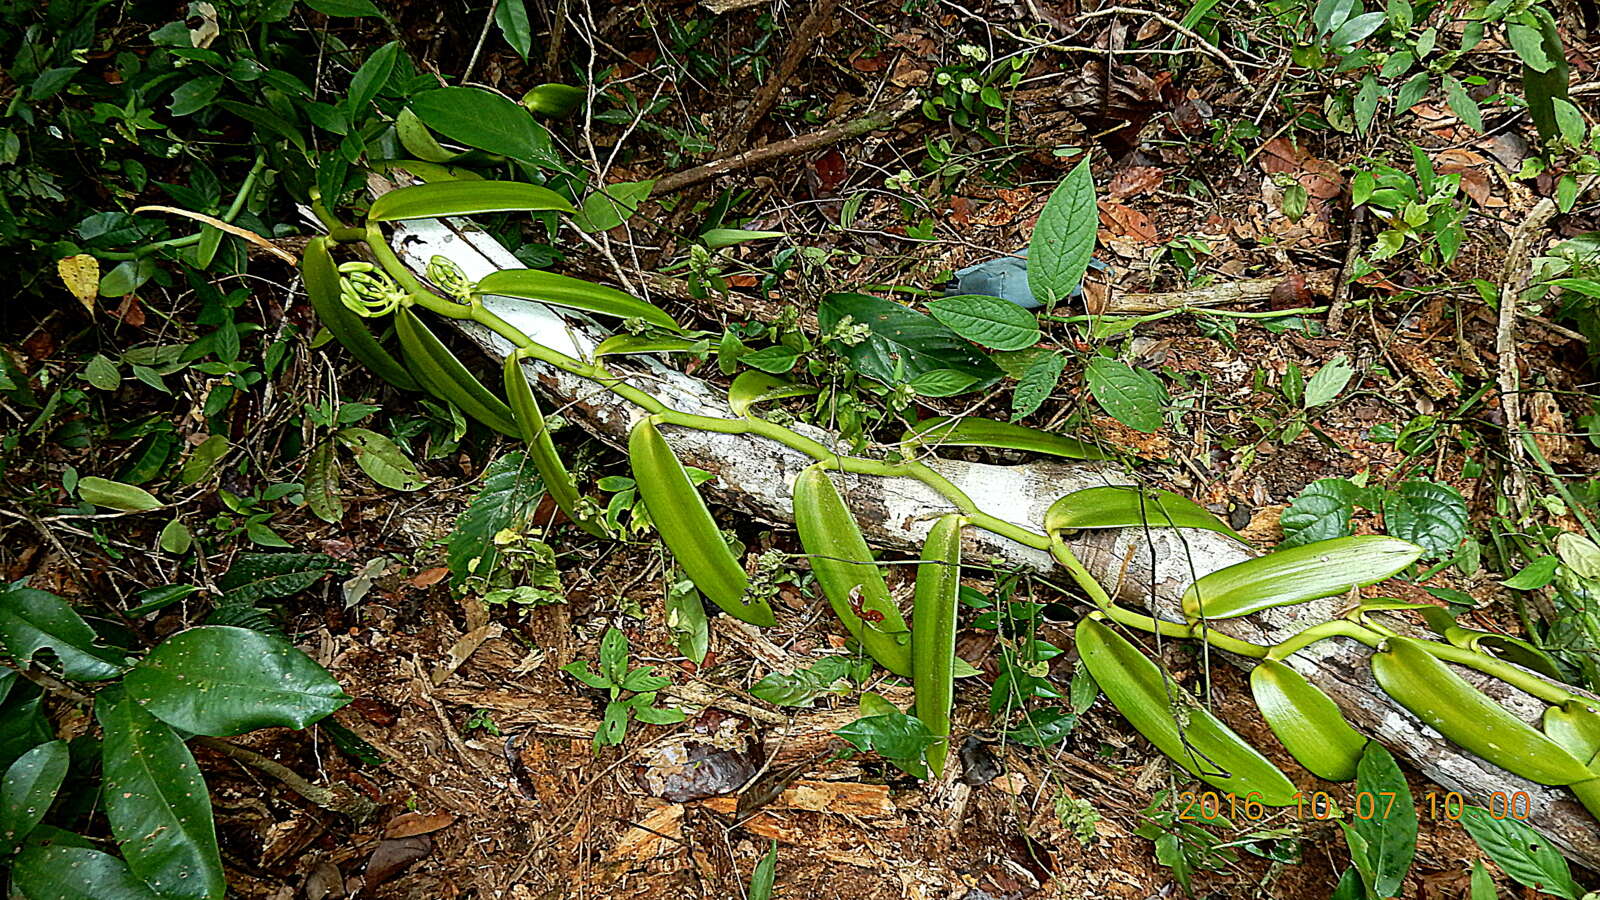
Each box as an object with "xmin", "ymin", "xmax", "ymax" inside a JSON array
[
  {"xmin": 0, "ymin": 741, "xmax": 69, "ymax": 855},
  {"xmin": 1353, "ymin": 744, "xmax": 1417, "ymax": 898},
  {"xmin": 1543, "ymin": 701, "xmax": 1600, "ymax": 767},
  {"xmin": 0, "ymin": 686, "xmax": 54, "ymax": 772},
  {"xmin": 11, "ymin": 842, "xmax": 164, "ymax": 900},
  {"xmin": 447, "ymin": 450, "xmax": 542, "ymax": 584},
  {"xmin": 1279, "ymin": 478, "xmax": 1357, "ymax": 548},
  {"xmin": 751, "ymin": 657, "xmax": 859, "ymax": 707},
  {"xmin": 504, "ymin": 354, "xmax": 605, "ymax": 539},
  {"xmin": 1382, "ymin": 479, "xmax": 1467, "ymax": 560},
  {"xmin": 1085, "ymin": 357, "xmax": 1166, "ymax": 433},
  {"xmin": 1003, "ymin": 707, "xmax": 1078, "ymax": 748},
  {"xmin": 903, "ymin": 416, "xmax": 1106, "ymax": 460},
  {"xmin": 475, "ymin": 269, "xmax": 680, "ymax": 331},
  {"xmin": 304, "ymin": 442, "xmax": 343, "ymax": 524},
  {"xmin": 926, "ymin": 295, "xmax": 1040, "ymax": 351},
  {"xmin": 369, "ymin": 180, "xmax": 575, "ymax": 221},
  {"xmin": 97, "ymin": 688, "xmax": 223, "ymax": 900},
  {"xmin": 304, "ymin": 0, "xmax": 383, "ymax": 15},
  {"xmin": 1028, "ymin": 159, "xmax": 1097, "ymax": 304},
  {"xmin": 495, "ymin": 0, "xmax": 532, "ymax": 61},
  {"xmin": 408, "ymin": 87, "xmax": 552, "ymax": 163},
  {"xmin": 302, "ymin": 238, "xmax": 418, "ymax": 390},
  {"xmin": 727, "ymin": 371, "xmax": 818, "ymax": 418},
  {"xmin": 1010, "ymin": 350, "xmax": 1065, "ymax": 421},
  {"xmin": 0, "ymin": 588, "xmax": 130, "ymax": 681},
  {"xmin": 1075, "ymin": 617, "xmax": 1297, "ymax": 805},
  {"xmin": 395, "ymin": 307, "xmax": 519, "ymax": 436},
  {"xmin": 346, "ymin": 40, "xmax": 398, "ymax": 114},
  {"xmin": 1503, "ymin": 555, "xmax": 1559, "ymax": 590},
  {"xmin": 1372, "ymin": 638, "xmax": 1591, "ymax": 786},
  {"xmin": 123, "ymin": 626, "xmax": 350, "ymax": 736},
  {"xmin": 1183, "ymin": 536, "xmax": 1421, "ymax": 620},
  {"xmin": 749, "ymin": 841, "xmax": 777, "ymax": 900},
  {"xmin": 1045, "ymin": 485, "xmax": 1243, "ymax": 540},
  {"xmin": 573, "ymin": 179, "xmax": 654, "ymax": 233},
  {"xmin": 1461, "ymin": 805, "xmax": 1583, "ymax": 900},
  {"xmin": 1523, "ymin": 6, "xmax": 1570, "ymax": 148},
  {"xmin": 1250, "ymin": 660, "xmax": 1365, "ymax": 781},
  {"xmin": 217, "ymin": 553, "xmax": 335, "ymax": 605},
  {"xmin": 817, "ymin": 292, "xmax": 1001, "ymax": 394}
]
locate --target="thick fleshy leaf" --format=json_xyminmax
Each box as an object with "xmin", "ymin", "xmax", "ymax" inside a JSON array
[
  {"xmin": 1045, "ymin": 485, "xmax": 1242, "ymax": 540},
  {"xmin": 503, "ymin": 354, "xmax": 606, "ymax": 539},
  {"xmin": 395, "ymin": 307, "xmax": 519, "ymax": 436},
  {"xmin": 1250, "ymin": 660, "xmax": 1365, "ymax": 781},
  {"xmin": 1182, "ymin": 536, "xmax": 1422, "ymax": 621},
  {"xmin": 592, "ymin": 335, "xmax": 704, "ymax": 357},
  {"xmin": 475, "ymin": 269, "xmax": 680, "ymax": 331},
  {"xmin": 1543, "ymin": 701, "xmax": 1600, "ymax": 768},
  {"xmin": 1028, "ymin": 159, "xmax": 1098, "ymax": 304},
  {"xmin": 408, "ymin": 87, "xmax": 558, "ymax": 164},
  {"xmin": 123, "ymin": 626, "xmax": 350, "ymax": 736},
  {"xmin": 11, "ymin": 842, "xmax": 164, "ymax": 900},
  {"xmin": 369, "ymin": 180, "xmax": 575, "ymax": 221},
  {"xmin": 97, "ymin": 688, "xmax": 223, "ymax": 900},
  {"xmin": 0, "ymin": 588, "xmax": 131, "ymax": 681},
  {"xmin": 903, "ymin": 416, "xmax": 1106, "ymax": 460},
  {"xmin": 926, "ymin": 295, "xmax": 1040, "ymax": 350},
  {"xmin": 302, "ymin": 237, "xmax": 418, "ymax": 390},
  {"xmin": 1075, "ymin": 617, "xmax": 1297, "ymax": 804},
  {"xmin": 0, "ymin": 741, "xmax": 69, "ymax": 855},
  {"xmin": 1372, "ymin": 638, "xmax": 1591, "ymax": 786},
  {"xmin": 728, "ymin": 371, "xmax": 818, "ymax": 418},
  {"xmin": 912, "ymin": 515, "xmax": 963, "ymax": 776}
]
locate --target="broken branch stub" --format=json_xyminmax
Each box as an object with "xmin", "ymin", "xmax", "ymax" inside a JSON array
[{"xmin": 387, "ymin": 214, "xmax": 1600, "ymax": 870}]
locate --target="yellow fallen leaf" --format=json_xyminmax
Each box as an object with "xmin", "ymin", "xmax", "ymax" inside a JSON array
[{"xmin": 57, "ymin": 254, "xmax": 99, "ymax": 314}]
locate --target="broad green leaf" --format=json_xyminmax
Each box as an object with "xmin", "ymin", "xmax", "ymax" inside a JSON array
[
  {"xmin": 740, "ymin": 345, "xmax": 800, "ymax": 374},
  {"xmin": 665, "ymin": 576, "xmax": 709, "ymax": 664},
  {"xmin": 11, "ymin": 842, "xmax": 163, "ymax": 900},
  {"xmin": 836, "ymin": 707, "xmax": 932, "ymax": 778},
  {"xmin": 0, "ymin": 588, "xmax": 130, "ymax": 681},
  {"xmin": 1557, "ymin": 532, "xmax": 1600, "ymax": 580},
  {"xmin": 818, "ymin": 293, "xmax": 1002, "ymax": 394},
  {"xmin": 901, "ymin": 416, "xmax": 1106, "ymax": 460},
  {"xmin": 304, "ymin": 442, "xmax": 344, "ymax": 523},
  {"xmin": 1084, "ymin": 357, "xmax": 1166, "ymax": 433},
  {"xmin": 522, "ymin": 83, "xmax": 585, "ymax": 117},
  {"xmin": 1028, "ymin": 159, "xmax": 1097, "ymax": 305},
  {"xmin": 336, "ymin": 427, "xmax": 425, "ymax": 491},
  {"xmin": 728, "ymin": 371, "xmax": 819, "ymax": 418},
  {"xmin": 495, "ymin": 0, "xmax": 532, "ymax": 61},
  {"xmin": 216, "ymin": 553, "xmax": 336, "ymax": 605},
  {"xmin": 573, "ymin": 179, "xmax": 655, "ymax": 233},
  {"xmin": 1003, "ymin": 707, "xmax": 1078, "ymax": 747},
  {"xmin": 179, "ymin": 434, "xmax": 229, "ymax": 485},
  {"xmin": 907, "ymin": 368, "xmax": 979, "ymax": 396},
  {"xmin": 1506, "ymin": 23, "xmax": 1553, "ymax": 72},
  {"xmin": 1045, "ymin": 485, "xmax": 1242, "ymax": 540},
  {"xmin": 84, "ymin": 354, "xmax": 120, "ymax": 390},
  {"xmin": 1331, "ymin": 11, "xmax": 1385, "ymax": 47},
  {"xmin": 749, "ymin": 842, "xmax": 777, "ymax": 900},
  {"xmin": 409, "ymin": 87, "xmax": 552, "ymax": 163},
  {"xmin": 346, "ymin": 41, "xmax": 399, "ymax": 114},
  {"xmin": 1522, "ymin": 6, "xmax": 1570, "ymax": 147},
  {"xmin": 78, "ymin": 476, "xmax": 161, "ymax": 511},
  {"xmin": 447, "ymin": 451, "xmax": 543, "ymax": 584},
  {"xmin": 1469, "ymin": 860, "xmax": 1498, "ymax": 900},
  {"xmin": 1502, "ymin": 555, "xmax": 1559, "ymax": 590},
  {"xmin": 475, "ymin": 269, "xmax": 681, "ymax": 331},
  {"xmin": 1382, "ymin": 479, "xmax": 1467, "ymax": 559},
  {"xmin": 97, "ymin": 688, "xmax": 223, "ymax": 900},
  {"xmin": 395, "ymin": 307, "xmax": 519, "ymax": 435},
  {"xmin": 1279, "ymin": 478, "xmax": 1356, "ymax": 548},
  {"xmin": 304, "ymin": 0, "xmax": 383, "ymax": 15},
  {"xmin": 1183, "ymin": 535, "xmax": 1422, "ymax": 620},
  {"xmin": 394, "ymin": 107, "xmax": 461, "ymax": 164},
  {"xmin": 0, "ymin": 686, "xmax": 53, "ymax": 771},
  {"xmin": 926, "ymin": 295, "xmax": 1040, "ymax": 351},
  {"xmin": 99, "ymin": 258, "xmax": 156, "ymax": 298},
  {"xmin": 0, "ymin": 741, "xmax": 69, "ymax": 855},
  {"xmin": 158, "ymin": 517, "xmax": 193, "ymax": 554},
  {"xmin": 1303, "ymin": 354, "xmax": 1355, "ymax": 407},
  {"xmin": 751, "ymin": 657, "xmax": 859, "ymax": 707},
  {"xmin": 1353, "ymin": 744, "xmax": 1417, "ymax": 897},
  {"xmin": 1461, "ymin": 805, "xmax": 1583, "ymax": 900},
  {"xmin": 124, "ymin": 626, "xmax": 349, "ymax": 736},
  {"xmin": 1553, "ymin": 98, "xmax": 1587, "ymax": 146},
  {"xmin": 369, "ymin": 180, "xmax": 575, "ymax": 221},
  {"xmin": 1011, "ymin": 351, "xmax": 1065, "ymax": 421},
  {"xmin": 1442, "ymin": 75, "xmax": 1484, "ymax": 132}
]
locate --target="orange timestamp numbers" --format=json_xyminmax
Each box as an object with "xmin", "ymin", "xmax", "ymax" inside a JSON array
[{"xmin": 1176, "ymin": 790, "xmax": 1533, "ymax": 821}]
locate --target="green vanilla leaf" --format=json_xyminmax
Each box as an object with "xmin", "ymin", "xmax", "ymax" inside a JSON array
[
  {"xmin": 728, "ymin": 371, "xmax": 818, "ymax": 418},
  {"xmin": 475, "ymin": 269, "xmax": 681, "ymax": 332},
  {"xmin": 1045, "ymin": 485, "xmax": 1244, "ymax": 541},
  {"xmin": 1028, "ymin": 158, "xmax": 1098, "ymax": 305},
  {"xmin": 97, "ymin": 687, "xmax": 224, "ymax": 900},
  {"xmin": 1075, "ymin": 616, "xmax": 1297, "ymax": 805},
  {"xmin": 0, "ymin": 587, "xmax": 131, "ymax": 681},
  {"xmin": 1250, "ymin": 660, "xmax": 1366, "ymax": 781},
  {"xmin": 395, "ymin": 307, "xmax": 519, "ymax": 436},
  {"xmin": 902, "ymin": 416, "xmax": 1107, "ymax": 460},
  {"xmin": 1084, "ymin": 357, "xmax": 1167, "ymax": 433},
  {"xmin": 123, "ymin": 626, "xmax": 350, "ymax": 736},
  {"xmin": 368, "ymin": 180, "xmax": 575, "ymax": 221},
  {"xmin": 1183, "ymin": 535, "xmax": 1422, "ymax": 620},
  {"xmin": 593, "ymin": 335, "xmax": 705, "ymax": 357},
  {"xmin": 926, "ymin": 294, "xmax": 1041, "ymax": 351},
  {"xmin": 1461, "ymin": 805, "xmax": 1583, "ymax": 900},
  {"xmin": 78, "ymin": 476, "xmax": 161, "ymax": 511}
]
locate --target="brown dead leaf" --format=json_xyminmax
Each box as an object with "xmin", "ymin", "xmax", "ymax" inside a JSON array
[
  {"xmin": 409, "ymin": 567, "xmax": 449, "ymax": 588},
  {"xmin": 1528, "ymin": 391, "xmax": 1573, "ymax": 463},
  {"xmin": 1107, "ymin": 166, "xmax": 1164, "ymax": 200},
  {"xmin": 1269, "ymin": 273, "xmax": 1311, "ymax": 310},
  {"xmin": 1098, "ymin": 201, "xmax": 1158, "ymax": 243},
  {"xmin": 364, "ymin": 836, "xmax": 433, "ymax": 886},
  {"xmin": 1258, "ymin": 137, "xmax": 1304, "ymax": 175},
  {"xmin": 888, "ymin": 56, "xmax": 928, "ymax": 88},
  {"xmin": 114, "ymin": 295, "xmax": 146, "ymax": 327},
  {"xmin": 383, "ymin": 811, "xmax": 457, "ymax": 839},
  {"xmin": 848, "ymin": 50, "xmax": 887, "ymax": 73}
]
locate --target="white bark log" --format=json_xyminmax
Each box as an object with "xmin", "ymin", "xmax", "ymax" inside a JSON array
[{"xmin": 384, "ymin": 214, "xmax": 1600, "ymax": 870}]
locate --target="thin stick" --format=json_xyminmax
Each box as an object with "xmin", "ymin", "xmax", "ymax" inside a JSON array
[
  {"xmin": 1076, "ymin": 6, "xmax": 1250, "ymax": 85},
  {"xmin": 653, "ymin": 94, "xmax": 920, "ymax": 194},
  {"xmin": 1326, "ymin": 204, "xmax": 1367, "ymax": 332},
  {"xmin": 461, "ymin": 0, "xmax": 502, "ymax": 85},
  {"xmin": 196, "ymin": 736, "xmax": 378, "ymax": 821},
  {"xmin": 725, "ymin": 0, "xmax": 838, "ymax": 153}
]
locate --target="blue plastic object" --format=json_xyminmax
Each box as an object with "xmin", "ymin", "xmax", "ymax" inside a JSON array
[{"xmin": 946, "ymin": 250, "xmax": 1108, "ymax": 310}]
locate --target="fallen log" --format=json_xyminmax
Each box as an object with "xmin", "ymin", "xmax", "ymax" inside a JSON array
[{"xmin": 381, "ymin": 212, "xmax": 1600, "ymax": 870}]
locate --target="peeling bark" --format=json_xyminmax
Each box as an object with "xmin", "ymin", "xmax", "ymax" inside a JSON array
[{"xmin": 386, "ymin": 215, "xmax": 1600, "ymax": 870}]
